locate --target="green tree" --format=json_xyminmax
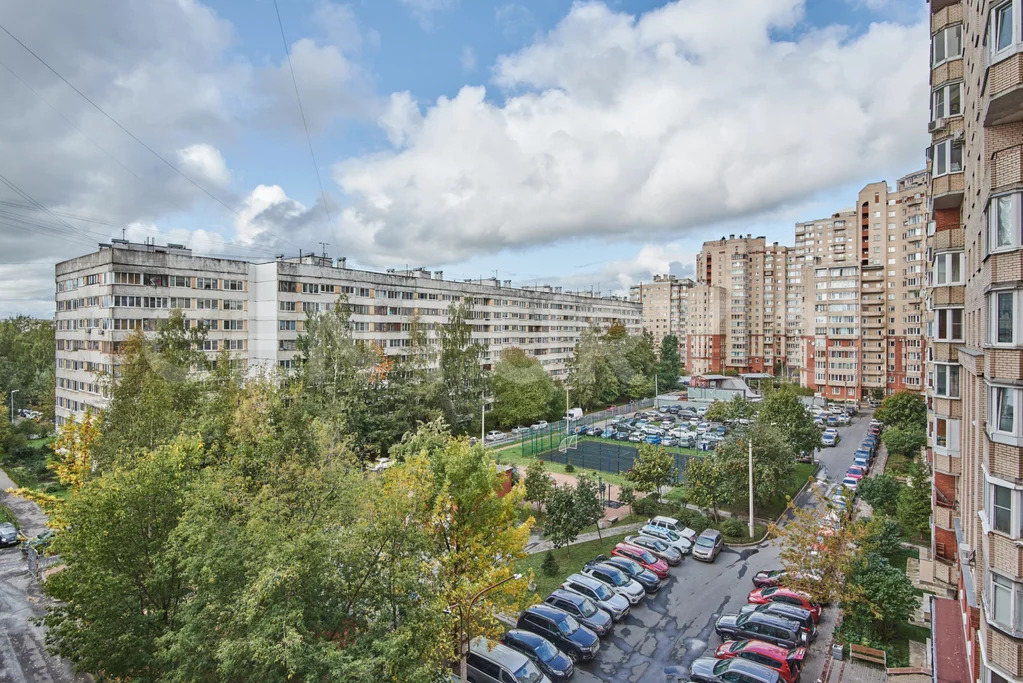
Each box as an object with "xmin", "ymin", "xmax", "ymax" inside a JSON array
[
  {"xmin": 626, "ymin": 373, "xmax": 653, "ymax": 400},
  {"xmin": 438, "ymin": 299, "xmax": 488, "ymax": 432},
  {"xmin": 544, "ymin": 483, "xmax": 583, "ymax": 554},
  {"xmin": 44, "ymin": 435, "xmax": 204, "ymax": 680},
  {"xmin": 857, "ymin": 474, "xmax": 902, "ymax": 517},
  {"xmin": 897, "ymin": 459, "xmax": 932, "ymax": 539},
  {"xmin": 656, "ymin": 334, "xmax": 681, "ymax": 392},
  {"xmin": 574, "ymin": 473, "xmax": 605, "ymax": 541},
  {"xmin": 882, "ymin": 425, "xmax": 926, "ymax": 459},
  {"xmin": 523, "ymin": 458, "xmax": 553, "ymax": 513},
  {"xmin": 756, "ymin": 384, "xmax": 820, "ymax": 458},
  {"xmin": 874, "ymin": 390, "xmax": 926, "ymax": 429},
  {"xmin": 682, "ymin": 456, "xmax": 730, "ymax": 521},
  {"xmin": 870, "ymin": 387, "xmax": 886, "ymax": 403},
  {"xmin": 715, "ymin": 425, "xmax": 796, "ymax": 509},
  {"xmin": 0, "ymin": 316, "xmax": 56, "ymax": 418},
  {"xmin": 705, "ymin": 394, "xmax": 757, "ymax": 424},
  {"xmin": 492, "ymin": 347, "xmax": 556, "ymax": 428},
  {"xmin": 624, "ymin": 331, "xmax": 657, "ymax": 380},
  {"xmin": 625, "ymin": 444, "xmax": 677, "ymax": 501},
  {"xmin": 844, "ymin": 554, "xmax": 918, "ymax": 640},
  {"xmin": 618, "ymin": 484, "xmax": 636, "ymax": 508},
  {"xmin": 863, "ymin": 516, "xmax": 905, "ymax": 562}
]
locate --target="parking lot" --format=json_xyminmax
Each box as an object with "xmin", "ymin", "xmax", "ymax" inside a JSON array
[{"xmin": 559, "ymin": 412, "xmax": 874, "ymax": 682}]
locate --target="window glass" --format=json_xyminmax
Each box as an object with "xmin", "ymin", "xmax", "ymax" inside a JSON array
[
  {"xmin": 951, "ymin": 142, "xmax": 963, "ymax": 172},
  {"xmin": 996, "ymin": 2, "xmax": 1013, "ymax": 52},
  {"xmin": 998, "ymin": 293, "xmax": 1015, "ymax": 343},
  {"xmin": 994, "ymin": 485, "xmax": 1013, "ymax": 533},
  {"xmin": 933, "ymin": 34, "xmax": 946, "ymax": 64},
  {"xmin": 937, "ymin": 256, "xmax": 947, "ymax": 283},
  {"xmin": 997, "ymin": 196, "xmax": 1014, "ymax": 247},
  {"xmin": 949, "ymin": 83, "xmax": 961, "ymax": 115},
  {"xmin": 993, "ymin": 573, "xmax": 1013, "ymax": 624},
  {"xmin": 952, "ymin": 253, "xmax": 961, "ymax": 282},
  {"xmin": 998, "ymin": 388, "xmax": 1016, "ymax": 433}
]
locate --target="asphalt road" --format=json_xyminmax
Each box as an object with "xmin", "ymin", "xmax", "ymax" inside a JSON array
[{"xmin": 567, "ymin": 412, "xmax": 874, "ymax": 683}]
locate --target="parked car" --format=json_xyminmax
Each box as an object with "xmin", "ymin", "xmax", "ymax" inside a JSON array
[
  {"xmin": 611, "ymin": 543, "xmax": 670, "ymax": 578},
  {"xmin": 591, "ymin": 554, "xmax": 661, "ymax": 593},
  {"xmin": 624, "ymin": 535, "xmax": 683, "ymax": 566},
  {"xmin": 516, "ymin": 605, "xmax": 599, "ymax": 662},
  {"xmin": 853, "ymin": 455, "xmax": 870, "ymax": 471},
  {"xmin": 841, "ymin": 476, "xmax": 858, "ymax": 491},
  {"xmin": 627, "ymin": 433, "xmax": 643, "ymax": 443},
  {"xmin": 739, "ymin": 603, "xmax": 818, "ymax": 641},
  {"xmin": 581, "ymin": 561, "xmax": 646, "ymax": 604},
  {"xmin": 747, "ymin": 587, "xmax": 822, "ymax": 622},
  {"xmin": 713, "ymin": 637, "xmax": 807, "ymax": 683},
  {"xmin": 467, "ymin": 638, "xmax": 552, "ymax": 683},
  {"xmin": 692, "ymin": 529, "xmax": 724, "ymax": 562},
  {"xmin": 639, "ymin": 525, "xmax": 693, "ymax": 555},
  {"xmin": 589, "ymin": 427, "xmax": 604, "ymax": 438},
  {"xmin": 688, "ymin": 656, "xmax": 783, "ymax": 683},
  {"xmin": 501, "ymin": 630, "xmax": 574, "ymax": 683},
  {"xmin": 661, "ymin": 436, "xmax": 677, "ymax": 447},
  {"xmin": 512, "ymin": 426, "xmax": 530, "ymax": 435},
  {"xmin": 643, "ymin": 434, "xmax": 663, "ymax": 445},
  {"xmin": 614, "ymin": 432, "xmax": 631, "ymax": 442},
  {"xmin": 821, "ymin": 433, "xmax": 837, "ymax": 447},
  {"xmin": 647, "ymin": 516, "xmax": 698, "ymax": 542},
  {"xmin": 485, "ymin": 430, "xmax": 506, "ymax": 442},
  {"xmin": 531, "ymin": 421, "xmax": 549, "ymax": 431},
  {"xmin": 561, "ymin": 573, "xmax": 630, "ymax": 620},
  {"xmin": 715, "ymin": 611, "xmax": 810, "ymax": 649},
  {"xmin": 847, "ymin": 465, "xmax": 867, "ymax": 480},
  {"xmin": 545, "ymin": 589, "xmax": 613, "ymax": 637},
  {"xmin": 751, "ymin": 569, "xmax": 787, "ymax": 588},
  {"xmin": 0, "ymin": 522, "xmax": 18, "ymax": 548},
  {"xmin": 696, "ymin": 406, "xmax": 708, "ymax": 416}
]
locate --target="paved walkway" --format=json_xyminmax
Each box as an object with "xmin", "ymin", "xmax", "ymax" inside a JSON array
[{"xmin": 524, "ymin": 522, "xmax": 644, "ymax": 554}]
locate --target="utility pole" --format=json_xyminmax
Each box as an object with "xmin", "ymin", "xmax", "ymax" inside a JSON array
[
  {"xmin": 654, "ymin": 375, "xmax": 658, "ymax": 409},
  {"xmin": 481, "ymin": 391, "xmax": 486, "ymax": 444},
  {"xmin": 10, "ymin": 389, "xmax": 18, "ymax": 424},
  {"xmin": 748, "ymin": 435, "xmax": 755, "ymax": 538},
  {"xmin": 565, "ymin": 384, "xmax": 570, "ymax": 434}
]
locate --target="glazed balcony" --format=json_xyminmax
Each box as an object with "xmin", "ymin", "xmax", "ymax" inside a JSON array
[
  {"xmin": 930, "ymin": 0, "xmax": 963, "ymax": 25},
  {"xmin": 931, "ymin": 170, "xmax": 964, "ymax": 210},
  {"xmin": 993, "ymin": 144, "xmax": 1023, "ymax": 191}
]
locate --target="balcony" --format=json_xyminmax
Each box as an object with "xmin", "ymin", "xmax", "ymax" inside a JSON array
[
  {"xmin": 932, "ymin": 170, "xmax": 964, "ymax": 210},
  {"xmin": 986, "ymin": 53, "xmax": 1023, "ymax": 126},
  {"xmin": 992, "ymin": 144, "xmax": 1023, "ymax": 190},
  {"xmin": 930, "ymin": 1, "xmax": 963, "ymax": 26},
  {"xmin": 931, "ymin": 57, "xmax": 963, "ymax": 92}
]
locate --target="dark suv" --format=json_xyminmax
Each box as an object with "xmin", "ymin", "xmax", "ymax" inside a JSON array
[
  {"xmin": 592, "ymin": 554, "xmax": 660, "ymax": 594},
  {"xmin": 516, "ymin": 604, "xmax": 599, "ymax": 662},
  {"xmin": 545, "ymin": 589, "xmax": 613, "ymax": 637},
  {"xmin": 739, "ymin": 603, "xmax": 818, "ymax": 641},
  {"xmin": 715, "ymin": 611, "xmax": 809, "ymax": 649}
]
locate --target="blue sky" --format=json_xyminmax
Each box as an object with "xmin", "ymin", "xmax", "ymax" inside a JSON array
[{"xmin": 0, "ymin": 0, "xmax": 929, "ymax": 314}]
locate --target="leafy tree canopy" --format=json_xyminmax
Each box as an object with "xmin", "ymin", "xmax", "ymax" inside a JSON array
[{"xmin": 874, "ymin": 390, "xmax": 926, "ymax": 430}]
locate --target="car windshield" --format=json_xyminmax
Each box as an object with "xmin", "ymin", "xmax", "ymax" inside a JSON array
[
  {"xmin": 696, "ymin": 537, "xmax": 715, "ymax": 547},
  {"xmin": 557, "ymin": 615, "xmax": 579, "ymax": 635},
  {"xmin": 514, "ymin": 662, "xmax": 543, "ymax": 683},
  {"xmin": 534, "ymin": 639, "xmax": 558, "ymax": 662},
  {"xmin": 663, "ymin": 529, "xmax": 679, "ymax": 541},
  {"xmin": 604, "ymin": 569, "xmax": 627, "ymax": 586},
  {"xmin": 649, "ymin": 539, "xmax": 667, "ymax": 551},
  {"xmin": 592, "ymin": 582, "xmax": 614, "ymax": 600},
  {"xmin": 578, "ymin": 598, "xmax": 597, "ymax": 617},
  {"xmin": 713, "ymin": 660, "xmax": 733, "ymax": 675},
  {"xmin": 639, "ymin": 550, "xmax": 657, "ymax": 564}
]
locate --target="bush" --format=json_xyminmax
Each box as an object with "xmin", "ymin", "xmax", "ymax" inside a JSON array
[
  {"xmin": 720, "ymin": 518, "xmax": 745, "ymax": 537},
  {"xmin": 541, "ymin": 551, "xmax": 560, "ymax": 577},
  {"xmin": 632, "ymin": 495, "xmax": 662, "ymax": 516},
  {"xmin": 686, "ymin": 513, "xmax": 709, "ymax": 534},
  {"xmin": 563, "ymin": 463, "xmax": 575, "ymax": 473}
]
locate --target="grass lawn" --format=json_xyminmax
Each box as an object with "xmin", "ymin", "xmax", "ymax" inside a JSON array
[
  {"xmin": 495, "ymin": 451, "xmax": 630, "ymax": 488},
  {"xmin": 516, "ymin": 506, "xmax": 643, "ymax": 537},
  {"xmin": 883, "ymin": 451, "xmax": 915, "ymax": 477},
  {"xmin": 0, "ymin": 439, "xmax": 67, "ymax": 498},
  {"xmin": 515, "ymin": 529, "xmax": 636, "ymax": 598},
  {"xmin": 669, "ymin": 462, "xmax": 816, "ymax": 522}
]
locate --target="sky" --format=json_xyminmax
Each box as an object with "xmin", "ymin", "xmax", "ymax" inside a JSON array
[{"xmin": 0, "ymin": 0, "xmax": 929, "ymax": 317}]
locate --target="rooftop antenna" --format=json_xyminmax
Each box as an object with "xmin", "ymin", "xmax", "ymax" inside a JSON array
[
  {"xmin": 121, "ymin": 228, "xmax": 126, "ymax": 240},
  {"xmin": 318, "ymin": 241, "xmax": 330, "ymax": 259}
]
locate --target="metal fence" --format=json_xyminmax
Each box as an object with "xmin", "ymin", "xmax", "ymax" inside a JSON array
[
  {"xmin": 514, "ymin": 398, "xmax": 656, "ymax": 457},
  {"xmin": 529, "ymin": 437, "xmax": 697, "ymax": 484},
  {"xmin": 25, "ymin": 546, "xmax": 59, "ymax": 578}
]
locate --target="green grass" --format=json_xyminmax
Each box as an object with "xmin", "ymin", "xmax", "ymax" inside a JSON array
[
  {"xmin": 0, "ymin": 439, "xmax": 67, "ymax": 498},
  {"xmin": 0, "ymin": 504, "xmax": 17, "ymax": 528},
  {"xmin": 883, "ymin": 451, "xmax": 915, "ymax": 476},
  {"xmin": 670, "ymin": 462, "xmax": 817, "ymax": 522},
  {"xmin": 515, "ymin": 529, "xmax": 636, "ymax": 597},
  {"xmin": 517, "ymin": 506, "xmax": 643, "ymax": 537}
]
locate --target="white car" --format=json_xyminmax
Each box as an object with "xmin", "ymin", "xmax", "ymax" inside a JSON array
[
  {"xmin": 639, "ymin": 525, "xmax": 693, "ymax": 554},
  {"xmin": 842, "ymin": 477, "xmax": 858, "ymax": 490},
  {"xmin": 696, "ymin": 406, "xmax": 708, "ymax": 416},
  {"xmin": 646, "ymin": 516, "xmax": 698, "ymax": 543},
  {"xmin": 530, "ymin": 420, "xmax": 549, "ymax": 430},
  {"xmin": 511, "ymin": 426, "xmax": 530, "ymax": 435},
  {"xmin": 485, "ymin": 430, "xmax": 506, "ymax": 442}
]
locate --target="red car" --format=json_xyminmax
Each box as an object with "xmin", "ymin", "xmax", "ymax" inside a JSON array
[
  {"xmin": 612, "ymin": 543, "xmax": 669, "ymax": 578},
  {"xmin": 846, "ymin": 466, "xmax": 866, "ymax": 481},
  {"xmin": 714, "ymin": 639, "xmax": 806, "ymax": 683},
  {"xmin": 747, "ymin": 586, "xmax": 822, "ymax": 622},
  {"xmin": 751, "ymin": 569, "xmax": 787, "ymax": 588}
]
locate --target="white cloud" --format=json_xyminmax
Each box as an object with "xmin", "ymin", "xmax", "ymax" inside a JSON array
[
  {"xmin": 461, "ymin": 46, "xmax": 477, "ymax": 71},
  {"xmin": 332, "ymin": 0, "xmax": 929, "ymax": 267},
  {"xmin": 313, "ymin": 2, "xmax": 366, "ymax": 54},
  {"xmin": 495, "ymin": 3, "xmax": 535, "ymax": 38},
  {"xmin": 540, "ymin": 243, "xmax": 698, "ymax": 296},
  {"xmin": 177, "ymin": 144, "xmax": 231, "ymax": 186},
  {"xmin": 400, "ymin": 0, "xmax": 458, "ymax": 30}
]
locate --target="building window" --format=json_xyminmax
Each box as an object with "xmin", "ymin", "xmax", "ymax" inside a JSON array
[
  {"xmin": 992, "ymin": 385, "xmax": 1018, "ymax": 435},
  {"xmin": 989, "ymin": 193, "xmax": 1021, "ymax": 251},
  {"xmin": 989, "ymin": 291, "xmax": 1018, "ymax": 345},
  {"xmin": 195, "ymin": 277, "xmax": 218, "ymax": 290},
  {"xmin": 934, "ymin": 308, "xmax": 963, "ymax": 342},
  {"xmin": 931, "ymin": 82, "xmax": 962, "ymax": 120},
  {"xmin": 932, "ymin": 139, "xmax": 963, "ymax": 177},
  {"xmin": 991, "ymin": 1, "xmax": 1017, "ymax": 60},
  {"xmin": 934, "ymin": 364, "xmax": 960, "ymax": 398},
  {"xmin": 988, "ymin": 570, "xmax": 1023, "ymax": 635},
  {"xmin": 933, "ymin": 252, "xmax": 963, "ymax": 286},
  {"xmin": 933, "ymin": 24, "xmax": 963, "ymax": 66},
  {"xmin": 279, "ymin": 320, "xmax": 297, "ymax": 331}
]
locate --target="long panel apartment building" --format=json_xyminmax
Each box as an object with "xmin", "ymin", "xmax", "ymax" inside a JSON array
[
  {"xmin": 54, "ymin": 241, "xmax": 641, "ymax": 425},
  {"xmin": 924, "ymin": 0, "xmax": 1023, "ymax": 680}
]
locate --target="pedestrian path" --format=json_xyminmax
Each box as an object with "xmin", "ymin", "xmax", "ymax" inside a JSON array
[{"xmin": 524, "ymin": 521, "xmax": 644, "ymax": 554}]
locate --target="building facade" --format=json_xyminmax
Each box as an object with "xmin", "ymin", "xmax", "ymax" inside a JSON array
[
  {"xmin": 630, "ymin": 274, "xmax": 693, "ymax": 364},
  {"xmin": 925, "ymin": 0, "xmax": 1023, "ymax": 681},
  {"xmin": 54, "ymin": 241, "xmax": 641, "ymax": 425}
]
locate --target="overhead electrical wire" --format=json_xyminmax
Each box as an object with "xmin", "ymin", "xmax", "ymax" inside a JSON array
[
  {"xmin": 0, "ymin": 20, "xmax": 303, "ymax": 252},
  {"xmin": 271, "ymin": 0, "xmax": 340, "ymax": 257}
]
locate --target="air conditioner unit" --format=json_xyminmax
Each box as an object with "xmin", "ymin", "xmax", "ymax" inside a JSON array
[{"xmin": 928, "ymin": 118, "xmax": 945, "ymax": 133}]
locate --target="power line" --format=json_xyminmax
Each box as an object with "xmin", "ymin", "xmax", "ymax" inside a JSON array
[
  {"xmin": 271, "ymin": 0, "xmax": 340, "ymax": 256},
  {"xmin": 0, "ymin": 20, "xmax": 304, "ymax": 250}
]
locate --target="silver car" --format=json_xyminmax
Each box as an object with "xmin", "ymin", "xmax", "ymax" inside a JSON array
[
  {"xmin": 561, "ymin": 573, "xmax": 630, "ymax": 621},
  {"xmin": 639, "ymin": 525, "xmax": 693, "ymax": 555},
  {"xmin": 466, "ymin": 638, "xmax": 550, "ymax": 683},
  {"xmin": 625, "ymin": 535, "xmax": 683, "ymax": 566}
]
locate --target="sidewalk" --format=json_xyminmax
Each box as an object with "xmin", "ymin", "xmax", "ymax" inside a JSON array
[
  {"xmin": 524, "ymin": 521, "xmax": 644, "ymax": 554},
  {"xmin": 547, "ymin": 471, "xmax": 634, "ymax": 524}
]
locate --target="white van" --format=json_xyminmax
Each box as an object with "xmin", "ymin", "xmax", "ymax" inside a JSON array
[{"xmin": 646, "ymin": 516, "xmax": 697, "ymax": 543}]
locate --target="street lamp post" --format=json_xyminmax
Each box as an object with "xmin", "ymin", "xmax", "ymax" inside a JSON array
[
  {"xmin": 453, "ymin": 573, "xmax": 523, "ymax": 683},
  {"xmin": 10, "ymin": 389, "xmax": 18, "ymax": 424},
  {"xmin": 748, "ymin": 435, "xmax": 755, "ymax": 539}
]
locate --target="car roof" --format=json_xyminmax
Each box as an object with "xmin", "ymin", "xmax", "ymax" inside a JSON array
[
  {"xmin": 549, "ymin": 588, "xmax": 587, "ymax": 607},
  {"xmin": 566, "ymin": 573, "xmax": 604, "ymax": 589},
  {"xmin": 698, "ymin": 528, "xmax": 721, "ymax": 539},
  {"xmin": 746, "ymin": 611, "xmax": 800, "ymax": 630},
  {"xmin": 727, "ymin": 657, "xmax": 783, "ymax": 681},
  {"xmin": 505, "ymin": 629, "xmax": 547, "ymax": 649},
  {"xmin": 651, "ymin": 515, "xmax": 679, "ymax": 524},
  {"xmin": 470, "ymin": 638, "xmax": 531, "ymax": 670},
  {"xmin": 524, "ymin": 603, "xmax": 568, "ymax": 621}
]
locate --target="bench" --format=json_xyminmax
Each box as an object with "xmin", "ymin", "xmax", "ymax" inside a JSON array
[
  {"xmin": 598, "ymin": 516, "xmax": 619, "ymax": 529},
  {"xmin": 850, "ymin": 644, "xmax": 887, "ymax": 667}
]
